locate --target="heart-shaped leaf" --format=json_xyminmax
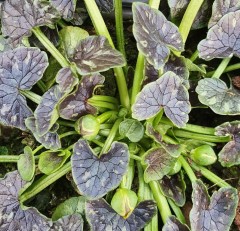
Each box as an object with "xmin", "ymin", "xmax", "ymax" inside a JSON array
[
  {"xmin": 208, "ymin": 0, "xmax": 240, "ymax": 28},
  {"xmin": 96, "ymin": 0, "xmax": 114, "ymax": 13},
  {"xmin": 72, "ymin": 139, "xmax": 129, "ymax": 199},
  {"xmin": 196, "ymin": 78, "xmax": 240, "ymax": 115},
  {"xmin": 163, "ymin": 216, "xmax": 190, "ymax": 231},
  {"xmin": 215, "ymin": 121, "xmax": 240, "ymax": 166},
  {"xmin": 70, "ymin": 36, "xmax": 125, "ymax": 75},
  {"xmin": 132, "ymin": 71, "xmax": 191, "ymax": 127},
  {"xmin": 142, "ymin": 147, "xmax": 178, "ymax": 183},
  {"xmin": 133, "ymin": 2, "xmax": 184, "ymax": 70},
  {"xmin": 190, "ymin": 180, "xmax": 238, "ymax": 231},
  {"xmin": 25, "ymin": 117, "xmax": 61, "ymax": 150},
  {"xmin": 17, "ymin": 146, "xmax": 35, "ymax": 181},
  {"xmin": 198, "ymin": 10, "xmax": 240, "ymax": 60},
  {"xmin": 59, "ymin": 73, "xmax": 105, "ymax": 121},
  {"xmin": 0, "ymin": 47, "xmax": 48, "ymax": 130},
  {"xmin": 51, "ymin": 0, "xmax": 76, "ymax": 20},
  {"xmin": 86, "ymin": 198, "xmax": 157, "ymax": 231},
  {"xmin": 1, "ymin": 0, "xmax": 59, "ymax": 46}
]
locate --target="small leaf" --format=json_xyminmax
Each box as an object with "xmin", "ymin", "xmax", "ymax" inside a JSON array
[
  {"xmin": 144, "ymin": 61, "xmax": 159, "ymax": 85},
  {"xmin": 51, "ymin": 0, "xmax": 77, "ymax": 20},
  {"xmin": 70, "ymin": 36, "xmax": 125, "ymax": 75},
  {"xmin": 132, "ymin": 71, "xmax": 191, "ymax": 127},
  {"xmin": 208, "ymin": 0, "xmax": 240, "ymax": 28},
  {"xmin": 163, "ymin": 216, "xmax": 190, "ymax": 231},
  {"xmin": 142, "ymin": 147, "xmax": 177, "ymax": 182},
  {"xmin": 198, "ymin": 10, "xmax": 240, "ymax": 60},
  {"xmin": 17, "ymin": 146, "xmax": 35, "ymax": 181},
  {"xmin": 96, "ymin": 0, "xmax": 114, "ymax": 13},
  {"xmin": 59, "ymin": 73, "xmax": 105, "ymax": 120},
  {"xmin": 0, "ymin": 47, "xmax": 48, "ymax": 130},
  {"xmin": 133, "ymin": 2, "xmax": 184, "ymax": 69},
  {"xmin": 196, "ymin": 78, "xmax": 240, "ymax": 115},
  {"xmin": 86, "ymin": 198, "xmax": 157, "ymax": 231},
  {"xmin": 119, "ymin": 119, "xmax": 144, "ymax": 142},
  {"xmin": 215, "ymin": 121, "xmax": 240, "ymax": 166},
  {"xmin": 159, "ymin": 172, "xmax": 186, "ymax": 207},
  {"xmin": 1, "ymin": 0, "xmax": 59, "ymax": 46},
  {"xmin": 190, "ymin": 180, "xmax": 238, "ymax": 231},
  {"xmin": 72, "ymin": 139, "xmax": 129, "ymax": 199}
]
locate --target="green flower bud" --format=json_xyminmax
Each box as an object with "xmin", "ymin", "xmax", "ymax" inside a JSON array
[
  {"xmin": 168, "ymin": 160, "xmax": 182, "ymax": 175},
  {"xmin": 75, "ymin": 114, "xmax": 100, "ymax": 140},
  {"xmin": 111, "ymin": 188, "xmax": 138, "ymax": 218},
  {"xmin": 190, "ymin": 145, "xmax": 217, "ymax": 166}
]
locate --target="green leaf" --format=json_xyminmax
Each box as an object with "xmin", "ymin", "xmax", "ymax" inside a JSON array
[
  {"xmin": 17, "ymin": 146, "xmax": 35, "ymax": 181},
  {"xmin": 119, "ymin": 119, "xmax": 144, "ymax": 142}
]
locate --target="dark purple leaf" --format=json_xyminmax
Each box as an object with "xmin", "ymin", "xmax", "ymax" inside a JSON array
[
  {"xmin": 72, "ymin": 139, "xmax": 129, "ymax": 199},
  {"xmin": 51, "ymin": 0, "xmax": 76, "ymax": 20},
  {"xmin": 96, "ymin": 0, "xmax": 114, "ymax": 13},
  {"xmin": 198, "ymin": 10, "xmax": 240, "ymax": 60},
  {"xmin": 196, "ymin": 78, "xmax": 240, "ymax": 115},
  {"xmin": 86, "ymin": 198, "xmax": 157, "ymax": 231},
  {"xmin": 142, "ymin": 147, "xmax": 177, "ymax": 182},
  {"xmin": 1, "ymin": 0, "xmax": 59, "ymax": 46},
  {"xmin": 190, "ymin": 180, "xmax": 238, "ymax": 231},
  {"xmin": 133, "ymin": 2, "xmax": 184, "ymax": 70},
  {"xmin": 59, "ymin": 73, "xmax": 105, "ymax": 121},
  {"xmin": 144, "ymin": 61, "xmax": 159, "ymax": 86},
  {"xmin": 215, "ymin": 121, "xmax": 240, "ymax": 166},
  {"xmin": 70, "ymin": 36, "xmax": 125, "ymax": 75},
  {"xmin": 0, "ymin": 47, "xmax": 48, "ymax": 130},
  {"xmin": 163, "ymin": 216, "xmax": 190, "ymax": 231},
  {"xmin": 209, "ymin": 0, "xmax": 240, "ymax": 28},
  {"xmin": 159, "ymin": 172, "xmax": 186, "ymax": 207},
  {"xmin": 25, "ymin": 117, "xmax": 61, "ymax": 150},
  {"xmin": 132, "ymin": 71, "xmax": 190, "ymax": 127}
]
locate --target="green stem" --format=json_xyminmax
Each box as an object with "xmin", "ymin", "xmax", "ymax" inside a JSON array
[
  {"xmin": 91, "ymin": 139, "xmax": 105, "ymax": 148},
  {"xmin": 37, "ymin": 80, "xmax": 47, "ymax": 93},
  {"xmin": 167, "ymin": 199, "xmax": 186, "ymax": 224},
  {"xmin": 32, "ymin": 145, "xmax": 44, "ymax": 155},
  {"xmin": 32, "ymin": 27, "xmax": 69, "ymax": 68},
  {"xmin": 88, "ymin": 99, "xmax": 118, "ymax": 111},
  {"xmin": 100, "ymin": 124, "xmax": 113, "ymax": 129},
  {"xmin": 83, "ymin": 0, "xmax": 130, "ymax": 109},
  {"xmin": 97, "ymin": 111, "xmax": 117, "ymax": 124},
  {"xmin": 179, "ymin": 155, "xmax": 197, "ymax": 182},
  {"xmin": 212, "ymin": 58, "xmax": 231, "ymax": 78},
  {"xmin": 206, "ymin": 62, "xmax": 240, "ymax": 77},
  {"xmin": 0, "ymin": 155, "xmax": 19, "ymax": 162},
  {"xmin": 190, "ymin": 50, "xmax": 199, "ymax": 62},
  {"xmin": 90, "ymin": 95, "xmax": 119, "ymax": 105},
  {"xmin": 20, "ymin": 90, "xmax": 41, "ymax": 104},
  {"xmin": 59, "ymin": 131, "xmax": 78, "ymax": 138},
  {"xmin": 130, "ymin": 154, "xmax": 142, "ymax": 161},
  {"xmin": 58, "ymin": 120, "xmax": 75, "ymax": 128},
  {"xmin": 120, "ymin": 159, "xmax": 135, "ymax": 189},
  {"xmin": 190, "ymin": 162, "xmax": 231, "ymax": 187},
  {"xmin": 20, "ymin": 162, "xmax": 71, "ymax": 203}
]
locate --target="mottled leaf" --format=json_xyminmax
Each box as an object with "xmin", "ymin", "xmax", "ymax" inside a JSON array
[
  {"xmin": 1, "ymin": 0, "xmax": 59, "ymax": 46},
  {"xmin": 72, "ymin": 139, "xmax": 129, "ymax": 199},
  {"xmin": 86, "ymin": 199, "xmax": 157, "ymax": 231},
  {"xmin": 119, "ymin": 119, "xmax": 144, "ymax": 142},
  {"xmin": 198, "ymin": 10, "xmax": 240, "ymax": 60},
  {"xmin": 196, "ymin": 78, "xmax": 240, "ymax": 115},
  {"xmin": 70, "ymin": 36, "xmax": 125, "ymax": 75},
  {"xmin": 144, "ymin": 61, "xmax": 159, "ymax": 86},
  {"xmin": 96, "ymin": 0, "xmax": 114, "ymax": 13},
  {"xmin": 51, "ymin": 0, "xmax": 76, "ymax": 19},
  {"xmin": 159, "ymin": 172, "xmax": 186, "ymax": 206},
  {"xmin": 0, "ymin": 35, "xmax": 11, "ymax": 52},
  {"xmin": 132, "ymin": 71, "xmax": 191, "ymax": 127},
  {"xmin": 0, "ymin": 47, "xmax": 48, "ymax": 130},
  {"xmin": 209, "ymin": 0, "xmax": 240, "ymax": 28},
  {"xmin": 133, "ymin": 2, "xmax": 184, "ymax": 70},
  {"xmin": 59, "ymin": 73, "xmax": 105, "ymax": 121},
  {"xmin": 25, "ymin": 117, "xmax": 61, "ymax": 150},
  {"xmin": 215, "ymin": 121, "xmax": 240, "ymax": 166},
  {"xmin": 17, "ymin": 146, "xmax": 35, "ymax": 181},
  {"xmin": 163, "ymin": 216, "xmax": 190, "ymax": 231},
  {"xmin": 190, "ymin": 180, "xmax": 238, "ymax": 231},
  {"xmin": 142, "ymin": 147, "xmax": 177, "ymax": 182}
]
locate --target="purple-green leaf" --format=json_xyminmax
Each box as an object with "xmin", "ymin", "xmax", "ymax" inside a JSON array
[
  {"xmin": 51, "ymin": 0, "xmax": 76, "ymax": 20},
  {"xmin": 59, "ymin": 73, "xmax": 105, "ymax": 121},
  {"xmin": 96, "ymin": 0, "xmax": 114, "ymax": 13},
  {"xmin": 1, "ymin": 0, "xmax": 59, "ymax": 46},
  {"xmin": 215, "ymin": 121, "xmax": 240, "ymax": 166},
  {"xmin": 163, "ymin": 216, "xmax": 190, "ymax": 231},
  {"xmin": 196, "ymin": 78, "xmax": 240, "ymax": 115},
  {"xmin": 132, "ymin": 71, "xmax": 190, "ymax": 127},
  {"xmin": 86, "ymin": 198, "xmax": 157, "ymax": 231},
  {"xmin": 198, "ymin": 10, "xmax": 240, "ymax": 60},
  {"xmin": 0, "ymin": 47, "xmax": 48, "ymax": 130},
  {"xmin": 70, "ymin": 36, "xmax": 125, "ymax": 75},
  {"xmin": 72, "ymin": 139, "xmax": 129, "ymax": 199},
  {"xmin": 190, "ymin": 180, "xmax": 238, "ymax": 231},
  {"xmin": 133, "ymin": 2, "xmax": 184, "ymax": 70}
]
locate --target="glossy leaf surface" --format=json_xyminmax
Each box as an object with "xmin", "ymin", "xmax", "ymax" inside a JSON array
[
  {"xmin": 51, "ymin": 0, "xmax": 76, "ymax": 19},
  {"xmin": 163, "ymin": 216, "xmax": 190, "ymax": 231},
  {"xmin": 86, "ymin": 198, "xmax": 156, "ymax": 231},
  {"xmin": 72, "ymin": 139, "xmax": 129, "ymax": 199},
  {"xmin": 133, "ymin": 2, "xmax": 184, "ymax": 69},
  {"xmin": 132, "ymin": 71, "xmax": 190, "ymax": 127}
]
